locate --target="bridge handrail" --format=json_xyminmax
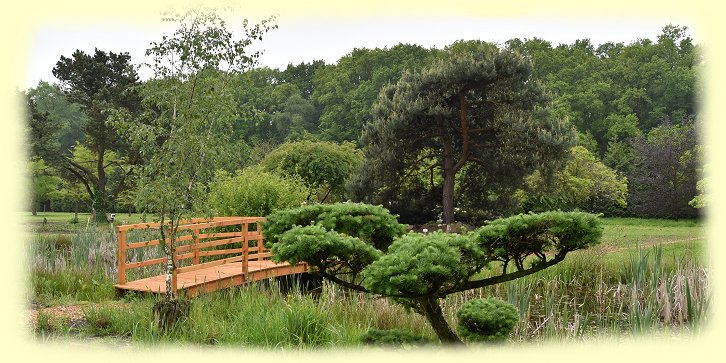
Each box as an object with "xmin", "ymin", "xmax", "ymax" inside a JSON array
[{"xmin": 116, "ymin": 217, "xmax": 269, "ymax": 295}]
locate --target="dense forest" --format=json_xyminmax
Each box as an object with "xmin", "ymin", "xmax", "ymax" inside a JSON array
[{"xmin": 25, "ymin": 23, "xmax": 702, "ymax": 224}]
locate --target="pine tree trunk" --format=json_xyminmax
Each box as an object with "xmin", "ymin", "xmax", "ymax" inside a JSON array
[
  {"xmin": 420, "ymin": 297, "xmax": 463, "ymax": 345},
  {"xmin": 438, "ymin": 115, "xmax": 457, "ymax": 225},
  {"xmin": 442, "ymin": 169, "xmax": 456, "ymax": 225}
]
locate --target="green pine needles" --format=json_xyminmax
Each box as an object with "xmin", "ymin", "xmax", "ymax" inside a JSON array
[
  {"xmin": 263, "ymin": 203, "xmax": 603, "ymax": 344},
  {"xmin": 456, "ymin": 298, "xmax": 520, "ymax": 343}
]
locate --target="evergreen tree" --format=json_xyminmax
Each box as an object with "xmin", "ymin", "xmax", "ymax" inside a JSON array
[{"xmin": 351, "ymin": 41, "xmax": 575, "ymax": 224}]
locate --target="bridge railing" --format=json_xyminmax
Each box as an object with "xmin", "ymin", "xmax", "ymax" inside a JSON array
[{"xmin": 115, "ymin": 217, "xmax": 270, "ymax": 295}]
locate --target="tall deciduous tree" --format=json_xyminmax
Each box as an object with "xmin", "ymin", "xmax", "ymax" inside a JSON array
[
  {"xmin": 628, "ymin": 118, "xmax": 700, "ymax": 218},
  {"xmin": 111, "ymin": 8, "xmax": 275, "ymax": 327},
  {"xmin": 312, "ymin": 44, "xmax": 436, "ymax": 143},
  {"xmin": 49, "ymin": 48, "xmax": 141, "ymax": 222},
  {"xmin": 352, "ymin": 41, "xmax": 575, "ymax": 224}
]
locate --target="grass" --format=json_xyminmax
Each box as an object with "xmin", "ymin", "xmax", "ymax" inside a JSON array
[
  {"xmin": 23, "ymin": 211, "xmax": 148, "ymax": 234},
  {"xmin": 26, "ymin": 215, "xmax": 709, "ymax": 348}
]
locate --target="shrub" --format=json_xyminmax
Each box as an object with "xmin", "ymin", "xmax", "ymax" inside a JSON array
[
  {"xmin": 265, "ymin": 203, "xmax": 603, "ymax": 344},
  {"xmin": 208, "ymin": 167, "xmax": 309, "ymax": 217},
  {"xmin": 261, "ymin": 140, "xmax": 363, "ymax": 202},
  {"xmin": 518, "ymin": 146, "xmax": 628, "ymax": 215},
  {"xmin": 456, "ymin": 298, "xmax": 519, "ymax": 343},
  {"xmin": 360, "ymin": 328, "xmax": 431, "ymax": 346},
  {"xmin": 263, "ymin": 202, "xmax": 407, "ymax": 252}
]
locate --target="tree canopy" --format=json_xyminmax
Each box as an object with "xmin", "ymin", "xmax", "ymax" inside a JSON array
[
  {"xmin": 518, "ymin": 145, "xmax": 628, "ymax": 214},
  {"xmin": 260, "ymin": 140, "xmax": 363, "ymax": 202},
  {"xmin": 25, "ymin": 23, "xmax": 701, "ymax": 222},
  {"xmin": 351, "ymin": 40, "xmax": 575, "ymax": 224},
  {"xmin": 27, "ymin": 49, "xmax": 142, "ymax": 222},
  {"xmin": 263, "ymin": 203, "xmax": 603, "ymax": 344}
]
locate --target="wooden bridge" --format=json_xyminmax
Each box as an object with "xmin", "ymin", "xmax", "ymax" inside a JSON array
[{"xmin": 114, "ymin": 217, "xmax": 308, "ymax": 297}]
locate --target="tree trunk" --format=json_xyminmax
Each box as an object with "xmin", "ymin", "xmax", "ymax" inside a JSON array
[
  {"xmin": 442, "ymin": 168, "xmax": 456, "ymax": 225},
  {"xmin": 92, "ymin": 188, "xmax": 108, "ymax": 223},
  {"xmin": 420, "ymin": 297, "xmax": 464, "ymax": 345},
  {"xmin": 94, "ymin": 143, "xmax": 108, "ymax": 223},
  {"xmin": 438, "ymin": 115, "xmax": 457, "ymax": 225}
]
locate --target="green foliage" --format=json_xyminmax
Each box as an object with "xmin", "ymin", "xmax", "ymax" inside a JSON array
[
  {"xmin": 45, "ymin": 47, "xmax": 141, "ymax": 222},
  {"xmin": 353, "ymin": 40, "xmax": 575, "ymax": 223},
  {"xmin": 31, "ymin": 269, "xmax": 116, "ymax": 303},
  {"xmin": 270, "ymin": 224, "xmax": 382, "ymax": 269},
  {"xmin": 360, "ymin": 328, "xmax": 432, "ymax": 346},
  {"xmin": 628, "ymin": 119, "xmax": 699, "ymax": 218},
  {"xmin": 518, "ymin": 146, "xmax": 628, "ymax": 214},
  {"xmin": 28, "ymin": 158, "xmax": 65, "ymax": 212},
  {"xmin": 506, "ymin": 25, "xmax": 698, "ymax": 165},
  {"xmin": 261, "ymin": 140, "xmax": 363, "ymax": 202},
  {"xmin": 312, "ymin": 43, "xmax": 437, "ymax": 142},
  {"xmin": 689, "ymin": 174, "xmax": 708, "ymax": 209},
  {"xmin": 263, "ymin": 203, "xmax": 407, "ymax": 252},
  {"xmin": 363, "ymin": 232, "xmax": 484, "ymax": 297},
  {"xmin": 25, "ymin": 81, "xmax": 88, "ymax": 151},
  {"xmin": 456, "ymin": 298, "xmax": 519, "ymax": 342},
  {"xmin": 266, "ymin": 203, "xmax": 602, "ymax": 343},
  {"xmin": 208, "ymin": 167, "xmax": 308, "ymax": 217},
  {"xmin": 363, "ymin": 211, "xmax": 603, "ymax": 299}
]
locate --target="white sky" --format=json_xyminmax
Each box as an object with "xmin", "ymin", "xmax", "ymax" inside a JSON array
[{"xmin": 23, "ymin": 15, "xmax": 690, "ymax": 90}]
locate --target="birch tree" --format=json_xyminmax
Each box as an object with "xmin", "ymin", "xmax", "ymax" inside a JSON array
[{"xmin": 112, "ymin": 8, "xmax": 275, "ymax": 329}]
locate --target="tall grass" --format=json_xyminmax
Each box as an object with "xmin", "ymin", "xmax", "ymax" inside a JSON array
[
  {"xmin": 79, "ymin": 281, "xmax": 434, "ymax": 348},
  {"xmin": 27, "ymin": 218, "xmax": 709, "ymax": 347},
  {"xmin": 441, "ymin": 244, "xmax": 710, "ymax": 342}
]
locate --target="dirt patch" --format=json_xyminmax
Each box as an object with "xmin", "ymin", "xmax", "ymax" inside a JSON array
[{"xmin": 28, "ymin": 301, "xmax": 129, "ymax": 328}]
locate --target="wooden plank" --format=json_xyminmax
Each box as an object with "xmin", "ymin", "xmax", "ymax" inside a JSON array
[
  {"xmin": 118, "ymin": 230, "xmax": 127, "ymax": 285},
  {"xmin": 198, "ymin": 248, "xmax": 245, "ymax": 257},
  {"xmin": 176, "ymin": 255, "xmax": 245, "ymax": 274},
  {"xmin": 115, "ymin": 217, "xmax": 214, "ymax": 232},
  {"xmin": 175, "ymin": 236, "xmax": 245, "ymax": 253},
  {"xmin": 115, "ymin": 216, "xmax": 256, "ymax": 232},
  {"xmin": 178, "ymin": 217, "xmax": 266, "ymax": 231},
  {"xmin": 126, "ymin": 257, "xmax": 166, "ymax": 269},
  {"xmin": 126, "ymin": 234, "xmax": 194, "ymax": 249},
  {"xmin": 247, "ymin": 252, "xmax": 272, "ymax": 260},
  {"xmin": 197, "ymin": 231, "xmax": 244, "ymax": 240},
  {"xmin": 115, "ymin": 260, "xmax": 309, "ymax": 295}
]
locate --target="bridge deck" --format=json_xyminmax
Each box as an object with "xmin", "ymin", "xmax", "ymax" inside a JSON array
[
  {"xmin": 114, "ymin": 217, "xmax": 308, "ymax": 298},
  {"xmin": 115, "ymin": 260, "xmax": 308, "ymax": 297}
]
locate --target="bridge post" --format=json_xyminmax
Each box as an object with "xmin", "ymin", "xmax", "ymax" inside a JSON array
[
  {"xmin": 192, "ymin": 227, "xmax": 199, "ymax": 265},
  {"xmin": 117, "ymin": 228, "xmax": 126, "ymax": 285},
  {"xmin": 242, "ymin": 221, "xmax": 249, "ymax": 281}
]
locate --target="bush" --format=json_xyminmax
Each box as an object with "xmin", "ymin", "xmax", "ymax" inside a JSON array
[
  {"xmin": 261, "ymin": 140, "xmax": 363, "ymax": 202},
  {"xmin": 263, "ymin": 202, "xmax": 407, "ymax": 252},
  {"xmin": 518, "ymin": 146, "xmax": 628, "ymax": 215},
  {"xmin": 208, "ymin": 167, "xmax": 309, "ymax": 217},
  {"xmin": 456, "ymin": 298, "xmax": 519, "ymax": 343},
  {"xmin": 360, "ymin": 328, "xmax": 431, "ymax": 346}
]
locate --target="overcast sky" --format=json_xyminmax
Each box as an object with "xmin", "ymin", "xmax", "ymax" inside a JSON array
[{"xmin": 23, "ymin": 15, "xmax": 692, "ymax": 90}]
